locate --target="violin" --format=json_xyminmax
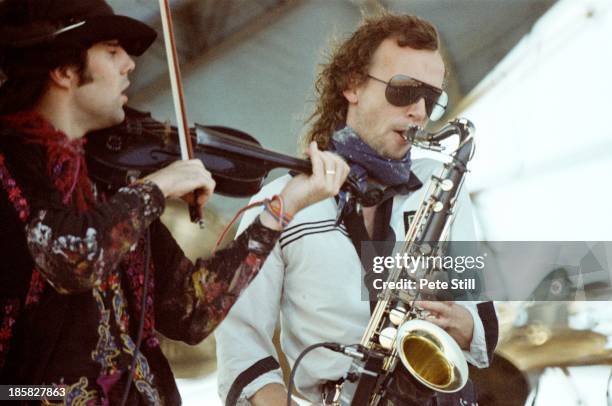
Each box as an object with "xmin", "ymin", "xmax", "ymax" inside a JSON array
[
  {"xmin": 137, "ymin": 0, "xmax": 376, "ymax": 224},
  {"xmin": 85, "ymin": 107, "xmax": 382, "ymax": 206}
]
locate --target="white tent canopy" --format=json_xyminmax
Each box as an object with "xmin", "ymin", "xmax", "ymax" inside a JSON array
[{"xmin": 464, "ymin": 0, "xmax": 612, "ymax": 241}]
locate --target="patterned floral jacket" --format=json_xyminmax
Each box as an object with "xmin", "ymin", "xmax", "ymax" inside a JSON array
[{"xmin": 0, "ymin": 124, "xmax": 279, "ymax": 405}]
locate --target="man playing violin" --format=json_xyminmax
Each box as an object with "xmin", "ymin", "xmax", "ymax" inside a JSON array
[
  {"xmin": 216, "ymin": 12, "xmax": 498, "ymax": 406},
  {"xmin": 0, "ymin": 0, "xmax": 349, "ymax": 404}
]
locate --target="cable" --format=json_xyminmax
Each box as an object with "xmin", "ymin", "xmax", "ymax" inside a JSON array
[
  {"xmin": 286, "ymin": 342, "xmax": 381, "ymax": 406},
  {"xmin": 286, "ymin": 342, "xmax": 347, "ymax": 406},
  {"xmin": 287, "ymin": 342, "xmax": 331, "ymax": 406},
  {"xmin": 119, "ymin": 228, "xmax": 151, "ymax": 406},
  {"xmin": 215, "ymin": 195, "xmax": 289, "ymax": 248}
]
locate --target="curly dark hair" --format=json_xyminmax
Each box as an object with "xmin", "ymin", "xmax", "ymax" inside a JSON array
[{"xmin": 303, "ymin": 12, "xmax": 440, "ymax": 150}]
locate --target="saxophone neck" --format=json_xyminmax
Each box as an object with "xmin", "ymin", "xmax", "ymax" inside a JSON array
[{"xmin": 404, "ymin": 118, "xmax": 475, "ymax": 151}]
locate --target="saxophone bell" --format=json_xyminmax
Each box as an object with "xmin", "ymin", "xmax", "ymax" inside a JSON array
[{"xmin": 395, "ymin": 319, "xmax": 468, "ymax": 393}]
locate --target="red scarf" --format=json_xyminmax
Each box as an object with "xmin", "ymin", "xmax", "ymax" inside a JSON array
[{"xmin": 1, "ymin": 111, "xmax": 95, "ymax": 212}]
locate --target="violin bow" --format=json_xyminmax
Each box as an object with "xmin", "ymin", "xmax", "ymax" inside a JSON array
[{"xmin": 158, "ymin": 0, "xmax": 204, "ymax": 225}]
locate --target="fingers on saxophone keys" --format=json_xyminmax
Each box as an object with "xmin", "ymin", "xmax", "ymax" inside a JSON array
[{"xmin": 415, "ymin": 300, "xmax": 450, "ymax": 314}]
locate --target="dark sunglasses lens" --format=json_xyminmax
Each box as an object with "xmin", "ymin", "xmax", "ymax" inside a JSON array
[
  {"xmin": 385, "ymin": 76, "xmax": 420, "ymax": 107},
  {"xmin": 385, "ymin": 75, "xmax": 447, "ymax": 121}
]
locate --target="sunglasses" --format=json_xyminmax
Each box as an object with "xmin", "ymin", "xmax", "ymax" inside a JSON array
[{"xmin": 367, "ymin": 74, "xmax": 448, "ymax": 121}]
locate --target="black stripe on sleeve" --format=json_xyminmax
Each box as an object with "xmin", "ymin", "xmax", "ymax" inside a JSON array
[
  {"xmin": 225, "ymin": 356, "xmax": 281, "ymax": 406},
  {"xmin": 280, "ymin": 219, "xmax": 347, "ymax": 243},
  {"xmin": 280, "ymin": 227, "xmax": 349, "ymax": 249}
]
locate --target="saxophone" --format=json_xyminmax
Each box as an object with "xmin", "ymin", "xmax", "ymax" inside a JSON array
[{"xmin": 329, "ymin": 118, "xmax": 477, "ymax": 406}]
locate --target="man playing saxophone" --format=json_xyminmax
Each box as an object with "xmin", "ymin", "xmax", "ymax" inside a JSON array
[{"xmin": 216, "ymin": 12, "xmax": 498, "ymax": 406}]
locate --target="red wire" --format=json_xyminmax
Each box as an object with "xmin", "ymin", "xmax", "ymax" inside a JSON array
[{"xmin": 214, "ymin": 195, "xmax": 288, "ymax": 249}]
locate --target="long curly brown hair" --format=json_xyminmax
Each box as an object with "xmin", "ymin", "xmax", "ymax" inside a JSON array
[{"xmin": 303, "ymin": 12, "xmax": 440, "ymax": 151}]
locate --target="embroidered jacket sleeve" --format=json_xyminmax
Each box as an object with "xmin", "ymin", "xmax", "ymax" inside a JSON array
[
  {"xmin": 0, "ymin": 136, "xmax": 164, "ymax": 295},
  {"xmin": 4, "ymin": 132, "xmax": 282, "ymax": 344},
  {"xmin": 150, "ymin": 217, "xmax": 280, "ymax": 345},
  {"xmin": 25, "ymin": 180, "xmax": 165, "ymax": 294},
  {"xmin": 0, "ymin": 132, "xmax": 167, "ymax": 294}
]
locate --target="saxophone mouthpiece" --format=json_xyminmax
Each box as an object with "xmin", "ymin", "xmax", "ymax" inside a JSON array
[{"xmin": 402, "ymin": 125, "xmax": 426, "ymax": 143}]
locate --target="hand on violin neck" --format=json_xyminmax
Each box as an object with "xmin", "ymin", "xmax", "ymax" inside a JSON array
[
  {"xmin": 278, "ymin": 142, "xmax": 350, "ymax": 216},
  {"xmin": 142, "ymin": 159, "xmax": 215, "ymax": 206}
]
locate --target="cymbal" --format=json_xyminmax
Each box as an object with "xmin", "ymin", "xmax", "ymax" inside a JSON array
[{"xmin": 497, "ymin": 326, "xmax": 612, "ymax": 371}]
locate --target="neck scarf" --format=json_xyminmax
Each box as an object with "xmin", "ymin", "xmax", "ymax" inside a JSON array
[
  {"xmin": 1, "ymin": 111, "xmax": 94, "ymax": 212},
  {"xmin": 329, "ymin": 125, "xmax": 412, "ymax": 190}
]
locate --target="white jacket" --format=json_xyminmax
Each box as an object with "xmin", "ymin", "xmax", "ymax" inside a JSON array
[{"xmin": 216, "ymin": 158, "xmax": 491, "ymax": 404}]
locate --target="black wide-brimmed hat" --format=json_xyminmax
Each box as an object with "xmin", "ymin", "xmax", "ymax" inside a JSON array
[{"xmin": 0, "ymin": 0, "xmax": 157, "ymax": 56}]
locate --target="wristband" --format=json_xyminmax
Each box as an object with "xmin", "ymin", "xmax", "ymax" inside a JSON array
[{"xmin": 263, "ymin": 195, "xmax": 294, "ymax": 228}]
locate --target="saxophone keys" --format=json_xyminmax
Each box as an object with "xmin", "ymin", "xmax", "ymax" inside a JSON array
[
  {"xmin": 432, "ymin": 176, "xmax": 454, "ymax": 192},
  {"xmin": 389, "ymin": 308, "xmax": 406, "ymax": 326},
  {"xmin": 440, "ymin": 179, "xmax": 454, "ymax": 191},
  {"xmin": 379, "ymin": 327, "xmax": 397, "ymax": 350}
]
